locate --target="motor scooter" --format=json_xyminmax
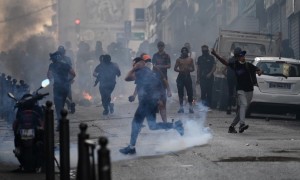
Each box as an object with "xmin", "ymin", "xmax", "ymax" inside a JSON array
[{"xmin": 8, "ymin": 79, "xmax": 50, "ymax": 172}]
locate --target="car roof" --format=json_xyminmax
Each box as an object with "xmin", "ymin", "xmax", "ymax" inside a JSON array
[{"xmin": 254, "ymin": 57, "xmax": 300, "ymax": 63}]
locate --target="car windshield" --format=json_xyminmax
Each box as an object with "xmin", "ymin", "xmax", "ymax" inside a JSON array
[
  {"xmin": 257, "ymin": 61, "xmax": 300, "ymax": 77},
  {"xmin": 231, "ymin": 42, "xmax": 266, "ymax": 56}
]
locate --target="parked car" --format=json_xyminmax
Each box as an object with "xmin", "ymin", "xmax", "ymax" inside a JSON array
[{"xmin": 248, "ymin": 57, "xmax": 300, "ymax": 120}]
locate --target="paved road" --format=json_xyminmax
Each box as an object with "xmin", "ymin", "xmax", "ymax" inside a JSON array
[{"xmin": 0, "ymin": 97, "xmax": 300, "ymax": 180}]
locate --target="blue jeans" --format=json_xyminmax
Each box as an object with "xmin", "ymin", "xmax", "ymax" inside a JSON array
[{"xmin": 130, "ymin": 99, "xmax": 173, "ymax": 146}]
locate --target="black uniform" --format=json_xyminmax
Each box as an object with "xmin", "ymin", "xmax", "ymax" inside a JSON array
[{"xmin": 197, "ymin": 54, "xmax": 215, "ymax": 107}]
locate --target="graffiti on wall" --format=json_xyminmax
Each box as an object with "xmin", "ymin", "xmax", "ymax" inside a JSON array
[{"xmin": 85, "ymin": 0, "xmax": 125, "ymax": 23}]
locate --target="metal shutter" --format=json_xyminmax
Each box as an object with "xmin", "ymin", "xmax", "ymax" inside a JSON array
[{"xmin": 289, "ymin": 13, "xmax": 300, "ymax": 59}]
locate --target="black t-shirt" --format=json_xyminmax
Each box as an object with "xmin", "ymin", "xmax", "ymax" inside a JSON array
[
  {"xmin": 227, "ymin": 57, "xmax": 237, "ymax": 81},
  {"xmin": 228, "ymin": 61, "xmax": 258, "ymax": 92},
  {"xmin": 48, "ymin": 61, "xmax": 71, "ymax": 87},
  {"xmin": 197, "ymin": 55, "xmax": 215, "ymax": 77},
  {"xmin": 94, "ymin": 62, "xmax": 121, "ymax": 86}
]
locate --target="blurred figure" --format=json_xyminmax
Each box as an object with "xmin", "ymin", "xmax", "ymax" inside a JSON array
[
  {"xmin": 152, "ymin": 41, "xmax": 171, "ymax": 80},
  {"xmin": 64, "ymin": 41, "xmax": 75, "ymax": 64},
  {"xmin": 93, "ymin": 54, "xmax": 120, "ymax": 115},
  {"xmin": 281, "ymin": 39, "xmax": 295, "ymax": 58},
  {"xmin": 58, "ymin": 45, "xmax": 76, "ymax": 113},
  {"xmin": 47, "ymin": 51, "xmax": 76, "ymax": 131},
  {"xmin": 212, "ymin": 49, "xmax": 262, "ymax": 134},
  {"xmin": 142, "ymin": 54, "xmax": 172, "ymax": 122},
  {"xmin": 174, "ymin": 47, "xmax": 195, "ymax": 113},
  {"xmin": 224, "ymin": 47, "xmax": 240, "ymax": 114},
  {"xmin": 76, "ymin": 41, "xmax": 91, "ymax": 95},
  {"xmin": 136, "ymin": 40, "xmax": 150, "ymax": 56},
  {"xmin": 184, "ymin": 42, "xmax": 198, "ymax": 101},
  {"xmin": 19, "ymin": 80, "xmax": 30, "ymax": 97},
  {"xmin": 119, "ymin": 57, "xmax": 183, "ymax": 155},
  {"xmin": 94, "ymin": 41, "xmax": 104, "ymax": 60},
  {"xmin": 196, "ymin": 45, "xmax": 216, "ymax": 108}
]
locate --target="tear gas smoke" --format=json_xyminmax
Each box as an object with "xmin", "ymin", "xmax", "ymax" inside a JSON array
[
  {"xmin": 0, "ymin": 0, "xmax": 54, "ymax": 50},
  {"xmin": 0, "ymin": 0, "xmax": 56, "ymax": 89}
]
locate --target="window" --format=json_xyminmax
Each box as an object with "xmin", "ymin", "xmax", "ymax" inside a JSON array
[
  {"xmin": 257, "ymin": 62, "xmax": 300, "ymax": 77},
  {"xmin": 230, "ymin": 42, "xmax": 266, "ymax": 56},
  {"xmin": 135, "ymin": 8, "xmax": 145, "ymax": 22}
]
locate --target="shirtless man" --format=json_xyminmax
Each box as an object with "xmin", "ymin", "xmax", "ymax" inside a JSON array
[{"xmin": 174, "ymin": 47, "xmax": 195, "ymax": 113}]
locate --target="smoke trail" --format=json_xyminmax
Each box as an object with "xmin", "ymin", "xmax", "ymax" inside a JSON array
[
  {"xmin": 0, "ymin": 0, "xmax": 54, "ymax": 50},
  {"xmin": 155, "ymin": 102, "xmax": 212, "ymax": 153}
]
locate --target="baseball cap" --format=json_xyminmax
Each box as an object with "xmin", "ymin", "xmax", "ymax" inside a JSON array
[
  {"xmin": 239, "ymin": 50, "xmax": 247, "ymax": 57},
  {"xmin": 233, "ymin": 47, "xmax": 242, "ymax": 55},
  {"xmin": 142, "ymin": 54, "xmax": 151, "ymax": 61}
]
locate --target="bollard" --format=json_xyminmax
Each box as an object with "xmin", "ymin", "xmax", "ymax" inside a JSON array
[
  {"xmin": 44, "ymin": 101, "xmax": 55, "ymax": 180},
  {"xmin": 76, "ymin": 123, "xmax": 90, "ymax": 180},
  {"xmin": 60, "ymin": 109, "xmax": 70, "ymax": 180},
  {"xmin": 98, "ymin": 137, "xmax": 111, "ymax": 180},
  {"xmin": 85, "ymin": 140, "xmax": 96, "ymax": 180}
]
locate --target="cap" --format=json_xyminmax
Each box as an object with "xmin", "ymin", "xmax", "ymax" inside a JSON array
[
  {"xmin": 239, "ymin": 50, "xmax": 247, "ymax": 57},
  {"xmin": 233, "ymin": 47, "xmax": 242, "ymax": 55},
  {"xmin": 142, "ymin": 54, "xmax": 151, "ymax": 61}
]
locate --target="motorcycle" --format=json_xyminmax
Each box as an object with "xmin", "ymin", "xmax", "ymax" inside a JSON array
[{"xmin": 8, "ymin": 79, "xmax": 50, "ymax": 172}]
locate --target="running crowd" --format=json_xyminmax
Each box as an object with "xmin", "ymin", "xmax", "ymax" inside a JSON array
[
  {"xmin": 0, "ymin": 41, "xmax": 262, "ymax": 154},
  {"xmin": 46, "ymin": 40, "xmax": 262, "ymax": 155}
]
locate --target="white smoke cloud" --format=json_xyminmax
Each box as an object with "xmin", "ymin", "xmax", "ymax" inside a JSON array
[{"xmin": 155, "ymin": 102, "xmax": 212, "ymax": 153}]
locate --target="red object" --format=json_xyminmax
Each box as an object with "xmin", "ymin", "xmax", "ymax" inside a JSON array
[
  {"xmin": 75, "ymin": 19, "xmax": 81, "ymax": 25},
  {"xmin": 142, "ymin": 54, "xmax": 151, "ymax": 61}
]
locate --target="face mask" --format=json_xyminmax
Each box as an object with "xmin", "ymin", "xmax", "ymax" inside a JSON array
[
  {"xmin": 239, "ymin": 60, "xmax": 246, "ymax": 64},
  {"xmin": 181, "ymin": 52, "xmax": 188, "ymax": 58},
  {"xmin": 145, "ymin": 62, "xmax": 153, "ymax": 70},
  {"xmin": 202, "ymin": 50, "xmax": 209, "ymax": 55}
]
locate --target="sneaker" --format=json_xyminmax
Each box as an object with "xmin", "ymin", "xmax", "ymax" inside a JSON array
[
  {"xmin": 119, "ymin": 146, "xmax": 136, "ymax": 155},
  {"xmin": 177, "ymin": 108, "xmax": 184, "ymax": 113},
  {"xmin": 103, "ymin": 109, "xmax": 109, "ymax": 115},
  {"xmin": 228, "ymin": 126, "xmax": 237, "ymax": 133},
  {"xmin": 239, "ymin": 124, "xmax": 249, "ymax": 133},
  {"xmin": 109, "ymin": 103, "xmax": 114, "ymax": 114},
  {"xmin": 189, "ymin": 108, "xmax": 194, "ymax": 114},
  {"xmin": 174, "ymin": 120, "xmax": 184, "ymax": 136}
]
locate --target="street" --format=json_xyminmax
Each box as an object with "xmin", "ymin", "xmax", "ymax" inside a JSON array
[{"xmin": 0, "ymin": 95, "xmax": 300, "ymax": 180}]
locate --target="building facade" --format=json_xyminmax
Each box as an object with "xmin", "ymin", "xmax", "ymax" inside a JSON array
[
  {"xmin": 265, "ymin": 0, "xmax": 300, "ymax": 59},
  {"xmin": 146, "ymin": 0, "xmax": 300, "ymax": 59},
  {"xmin": 57, "ymin": 0, "xmax": 150, "ymax": 51}
]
